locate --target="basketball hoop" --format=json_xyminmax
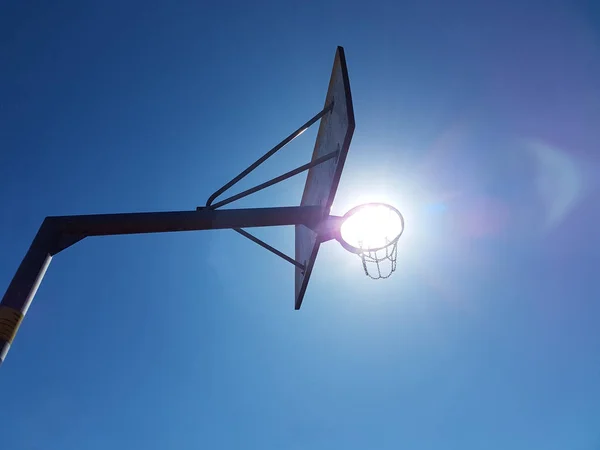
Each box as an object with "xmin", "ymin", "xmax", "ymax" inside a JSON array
[{"xmin": 336, "ymin": 203, "xmax": 404, "ymax": 279}]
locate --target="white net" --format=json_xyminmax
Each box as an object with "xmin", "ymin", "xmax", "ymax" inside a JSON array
[{"xmin": 356, "ymin": 236, "xmax": 399, "ymax": 279}]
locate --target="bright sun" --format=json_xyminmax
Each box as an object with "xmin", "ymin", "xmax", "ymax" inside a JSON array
[{"xmin": 339, "ymin": 204, "xmax": 404, "ymax": 251}]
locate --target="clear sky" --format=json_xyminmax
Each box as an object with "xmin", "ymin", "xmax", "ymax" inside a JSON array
[{"xmin": 1, "ymin": 0, "xmax": 599, "ymax": 448}]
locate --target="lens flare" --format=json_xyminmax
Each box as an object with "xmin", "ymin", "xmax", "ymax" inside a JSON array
[{"xmin": 340, "ymin": 204, "xmax": 404, "ymax": 252}]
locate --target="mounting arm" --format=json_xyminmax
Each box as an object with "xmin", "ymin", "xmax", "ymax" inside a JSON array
[{"xmin": 0, "ymin": 205, "xmax": 326, "ymax": 366}]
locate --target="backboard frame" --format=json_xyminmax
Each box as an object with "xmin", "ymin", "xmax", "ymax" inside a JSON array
[{"xmin": 295, "ymin": 46, "xmax": 355, "ymax": 309}]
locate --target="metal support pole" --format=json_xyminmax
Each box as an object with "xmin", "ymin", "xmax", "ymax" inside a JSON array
[
  {"xmin": 0, "ymin": 219, "xmax": 58, "ymax": 364},
  {"xmin": 0, "ymin": 205, "xmax": 327, "ymax": 366},
  {"xmin": 51, "ymin": 206, "xmax": 325, "ymax": 236}
]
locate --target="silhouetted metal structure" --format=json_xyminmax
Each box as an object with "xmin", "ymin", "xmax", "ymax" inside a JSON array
[{"xmin": 0, "ymin": 46, "xmax": 357, "ymax": 367}]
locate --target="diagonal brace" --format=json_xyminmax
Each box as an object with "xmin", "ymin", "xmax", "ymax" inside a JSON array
[
  {"xmin": 233, "ymin": 228, "xmax": 305, "ymax": 271},
  {"xmin": 205, "ymin": 102, "xmax": 333, "ymax": 208},
  {"xmin": 205, "ymin": 150, "xmax": 339, "ymax": 210}
]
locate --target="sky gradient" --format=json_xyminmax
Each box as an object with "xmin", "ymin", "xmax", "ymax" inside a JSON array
[{"xmin": 1, "ymin": 1, "xmax": 600, "ymax": 448}]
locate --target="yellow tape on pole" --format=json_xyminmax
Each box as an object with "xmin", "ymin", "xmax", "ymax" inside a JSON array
[{"xmin": 0, "ymin": 306, "xmax": 24, "ymax": 344}]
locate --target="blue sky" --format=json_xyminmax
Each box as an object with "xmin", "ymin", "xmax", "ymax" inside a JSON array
[{"xmin": 1, "ymin": 0, "xmax": 600, "ymax": 448}]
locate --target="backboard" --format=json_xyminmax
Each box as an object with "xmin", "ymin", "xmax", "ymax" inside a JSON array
[{"xmin": 295, "ymin": 46, "xmax": 355, "ymax": 309}]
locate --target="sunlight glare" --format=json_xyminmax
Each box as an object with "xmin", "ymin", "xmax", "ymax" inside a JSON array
[{"xmin": 340, "ymin": 204, "xmax": 404, "ymax": 251}]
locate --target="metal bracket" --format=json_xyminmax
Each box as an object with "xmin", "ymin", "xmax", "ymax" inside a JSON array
[
  {"xmin": 204, "ymin": 150, "xmax": 339, "ymax": 210},
  {"xmin": 203, "ymin": 102, "xmax": 334, "ymax": 210},
  {"xmin": 233, "ymin": 215, "xmax": 344, "ymax": 271},
  {"xmin": 233, "ymin": 228, "xmax": 305, "ymax": 272}
]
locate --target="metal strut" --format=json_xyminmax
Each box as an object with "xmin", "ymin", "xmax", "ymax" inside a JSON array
[
  {"xmin": 207, "ymin": 151, "xmax": 338, "ymax": 209},
  {"xmin": 200, "ymin": 104, "xmax": 336, "ymax": 274},
  {"xmin": 204, "ymin": 102, "xmax": 333, "ymax": 209},
  {"xmin": 233, "ymin": 228, "xmax": 305, "ymax": 271}
]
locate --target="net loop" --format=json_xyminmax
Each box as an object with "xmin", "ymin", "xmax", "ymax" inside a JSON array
[{"xmin": 356, "ymin": 236, "xmax": 399, "ymax": 279}]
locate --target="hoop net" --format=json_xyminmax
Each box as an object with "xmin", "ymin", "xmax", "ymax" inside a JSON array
[{"xmin": 356, "ymin": 236, "xmax": 399, "ymax": 279}]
